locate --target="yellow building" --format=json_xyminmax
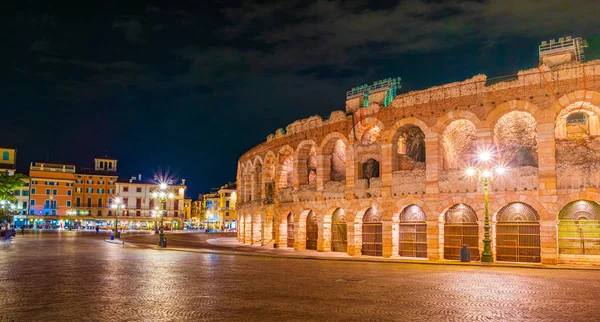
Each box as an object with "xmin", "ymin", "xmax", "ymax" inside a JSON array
[
  {"xmin": 200, "ymin": 182, "xmax": 237, "ymax": 231},
  {"xmin": 0, "ymin": 147, "xmax": 16, "ymax": 175}
]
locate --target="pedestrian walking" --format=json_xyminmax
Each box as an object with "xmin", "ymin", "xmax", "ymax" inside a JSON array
[
  {"xmin": 21, "ymin": 226, "xmax": 25, "ymax": 235},
  {"xmin": 96, "ymin": 226, "xmax": 99, "ymax": 235}
]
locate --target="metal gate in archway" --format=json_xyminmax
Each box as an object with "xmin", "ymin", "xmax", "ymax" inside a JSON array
[
  {"xmin": 306, "ymin": 211, "xmax": 318, "ymax": 250},
  {"xmin": 558, "ymin": 200, "xmax": 600, "ymax": 255},
  {"xmin": 286, "ymin": 213, "xmax": 295, "ymax": 248},
  {"xmin": 444, "ymin": 204, "xmax": 480, "ymax": 261},
  {"xmin": 399, "ymin": 205, "xmax": 427, "ymax": 258},
  {"xmin": 331, "ymin": 209, "xmax": 347, "ymax": 253},
  {"xmin": 496, "ymin": 202, "xmax": 541, "ymax": 263},
  {"xmin": 362, "ymin": 208, "xmax": 382, "ymax": 256}
]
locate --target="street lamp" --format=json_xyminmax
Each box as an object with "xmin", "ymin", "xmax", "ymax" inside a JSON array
[
  {"xmin": 0, "ymin": 200, "xmax": 17, "ymax": 229},
  {"xmin": 152, "ymin": 183, "xmax": 175, "ymax": 247},
  {"xmin": 111, "ymin": 196, "xmax": 125, "ymax": 238},
  {"xmin": 465, "ymin": 150, "xmax": 508, "ymax": 263}
]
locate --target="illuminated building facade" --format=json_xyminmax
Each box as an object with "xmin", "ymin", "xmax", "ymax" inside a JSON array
[
  {"xmin": 116, "ymin": 176, "xmax": 187, "ymax": 230},
  {"xmin": 237, "ymin": 38, "xmax": 600, "ymax": 265}
]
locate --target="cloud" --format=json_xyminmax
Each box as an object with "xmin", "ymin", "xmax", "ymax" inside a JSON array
[
  {"xmin": 215, "ymin": 0, "xmax": 600, "ymax": 75},
  {"xmin": 113, "ymin": 18, "xmax": 144, "ymax": 44}
]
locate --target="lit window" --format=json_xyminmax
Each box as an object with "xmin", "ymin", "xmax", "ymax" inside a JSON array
[{"xmin": 2, "ymin": 151, "xmax": 9, "ymax": 161}]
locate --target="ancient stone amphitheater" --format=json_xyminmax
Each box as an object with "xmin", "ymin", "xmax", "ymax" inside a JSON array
[{"xmin": 236, "ymin": 44, "xmax": 600, "ymax": 265}]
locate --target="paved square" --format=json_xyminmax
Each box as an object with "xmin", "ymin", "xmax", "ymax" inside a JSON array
[{"xmin": 1, "ymin": 231, "xmax": 599, "ymax": 321}]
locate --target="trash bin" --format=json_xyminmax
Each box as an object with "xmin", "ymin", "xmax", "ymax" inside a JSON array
[
  {"xmin": 110, "ymin": 235, "xmax": 115, "ymax": 241},
  {"xmin": 460, "ymin": 245, "xmax": 471, "ymax": 262}
]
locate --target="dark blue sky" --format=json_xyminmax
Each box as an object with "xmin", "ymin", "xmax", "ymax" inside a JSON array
[{"xmin": 3, "ymin": 0, "xmax": 599, "ymax": 197}]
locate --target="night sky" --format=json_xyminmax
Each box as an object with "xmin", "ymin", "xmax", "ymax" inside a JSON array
[{"xmin": 4, "ymin": 0, "xmax": 600, "ymax": 197}]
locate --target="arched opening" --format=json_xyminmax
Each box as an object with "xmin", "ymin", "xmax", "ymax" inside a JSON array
[
  {"xmin": 566, "ymin": 112, "xmax": 590, "ymax": 138},
  {"xmin": 392, "ymin": 125, "xmax": 426, "ymax": 171},
  {"xmin": 278, "ymin": 152, "xmax": 294, "ymax": 188},
  {"xmin": 361, "ymin": 159, "xmax": 380, "ymax": 179},
  {"xmin": 496, "ymin": 202, "xmax": 540, "ymax": 263},
  {"xmin": 555, "ymin": 102, "xmax": 600, "ymax": 189},
  {"xmin": 362, "ymin": 208, "xmax": 382, "ymax": 257},
  {"xmin": 331, "ymin": 208, "xmax": 347, "ymax": 253},
  {"xmin": 99, "ymin": 161, "xmax": 104, "ymax": 169},
  {"xmin": 263, "ymin": 154, "xmax": 276, "ymax": 203},
  {"xmin": 494, "ymin": 111, "xmax": 538, "ymax": 167},
  {"xmin": 244, "ymin": 171, "xmax": 252, "ymax": 202},
  {"xmin": 286, "ymin": 213, "xmax": 295, "ymax": 248},
  {"xmin": 297, "ymin": 144, "xmax": 317, "ymax": 186},
  {"xmin": 360, "ymin": 125, "xmax": 381, "ymax": 145},
  {"xmin": 321, "ymin": 138, "xmax": 347, "ymax": 182},
  {"xmin": 443, "ymin": 204, "xmax": 479, "ymax": 261},
  {"xmin": 398, "ymin": 205, "xmax": 427, "ymax": 258},
  {"xmin": 442, "ymin": 120, "xmax": 477, "ymax": 170},
  {"xmin": 558, "ymin": 200, "xmax": 600, "ymax": 255},
  {"xmin": 305, "ymin": 210, "xmax": 318, "ymax": 250},
  {"xmin": 252, "ymin": 162, "xmax": 262, "ymax": 201}
]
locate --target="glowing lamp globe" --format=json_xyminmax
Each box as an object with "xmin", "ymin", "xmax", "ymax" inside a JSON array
[{"xmin": 479, "ymin": 151, "xmax": 492, "ymax": 161}]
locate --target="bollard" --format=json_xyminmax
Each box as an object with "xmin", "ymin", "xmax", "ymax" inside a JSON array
[{"xmin": 460, "ymin": 245, "xmax": 471, "ymax": 262}]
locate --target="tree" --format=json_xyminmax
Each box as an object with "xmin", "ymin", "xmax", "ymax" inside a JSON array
[{"xmin": 0, "ymin": 173, "xmax": 28, "ymax": 227}]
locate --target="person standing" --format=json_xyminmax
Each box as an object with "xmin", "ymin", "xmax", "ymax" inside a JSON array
[
  {"xmin": 96, "ymin": 226, "xmax": 99, "ymax": 235},
  {"xmin": 21, "ymin": 226, "xmax": 25, "ymax": 235}
]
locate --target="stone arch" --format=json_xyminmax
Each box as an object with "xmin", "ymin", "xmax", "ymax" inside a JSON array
[
  {"xmin": 441, "ymin": 119, "xmax": 478, "ymax": 170},
  {"xmin": 435, "ymin": 110, "xmax": 483, "ymax": 133},
  {"xmin": 557, "ymin": 199, "xmax": 600, "ymax": 256},
  {"xmin": 240, "ymin": 160, "xmax": 254, "ymax": 202},
  {"xmin": 495, "ymin": 202, "xmax": 541, "ymax": 263},
  {"xmin": 329, "ymin": 207, "xmax": 348, "ymax": 253},
  {"xmin": 278, "ymin": 145, "xmax": 295, "ymax": 188},
  {"xmin": 438, "ymin": 196, "xmax": 482, "ymax": 222},
  {"xmin": 352, "ymin": 117, "xmax": 385, "ymax": 145},
  {"xmin": 442, "ymin": 203, "xmax": 480, "ymax": 261},
  {"xmin": 360, "ymin": 207, "xmax": 383, "ymax": 256},
  {"xmin": 252, "ymin": 156, "xmax": 264, "ymax": 201},
  {"xmin": 553, "ymin": 90, "xmax": 600, "ymax": 139},
  {"xmin": 294, "ymin": 209, "xmax": 315, "ymax": 250},
  {"xmin": 556, "ymin": 191, "xmax": 600, "ymax": 217},
  {"xmin": 389, "ymin": 121, "xmax": 427, "ymax": 171},
  {"xmin": 397, "ymin": 203, "xmax": 428, "ymax": 258},
  {"xmin": 295, "ymin": 140, "xmax": 318, "ymax": 186},
  {"xmin": 262, "ymin": 151, "xmax": 277, "ymax": 202},
  {"xmin": 485, "ymin": 100, "xmax": 545, "ymax": 128},
  {"xmin": 491, "ymin": 195, "xmax": 548, "ymax": 222},
  {"xmin": 493, "ymin": 110, "xmax": 539, "ymax": 167},
  {"xmin": 320, "ymin": 133, "xmax": 349, "ymax": 183}
]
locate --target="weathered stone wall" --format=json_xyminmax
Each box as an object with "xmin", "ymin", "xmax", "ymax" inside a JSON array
[{"xmin": 237, "ymin": 60, "xmax": 600, "ymax": 265}]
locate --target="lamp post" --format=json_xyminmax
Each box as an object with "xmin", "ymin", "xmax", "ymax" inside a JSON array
[
  {"xmin": 465, "ymin": 151, "xmax": 507, "ymax": 263},
  {"xmin": 0, "ymin": 200, "xmax": 17, "ymax": 230},
  {"xmin": 111, "ymin": 196, "xmax": 125, "ymax": 238},
  {"xmin": 152, "ymin": 183, "xmax": 174, "ymax": 247}
]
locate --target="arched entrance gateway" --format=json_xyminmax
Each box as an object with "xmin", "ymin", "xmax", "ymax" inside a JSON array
[
  {"xmin": 444, "ymin": 204, "xmax": 480, "ymax": 261},
  {"xmin": 305, "ymin": 211, "xmax": 318, "ymax": 250},
  {"xmin": 495, "ymin": 203, "xmax": 541, "ymax": 263},
  {"xmin": 331, "ymin": 209, "xmax": 347, "ymax": 253},
  {"xmin": 399, "ymin": 205, "xmax": 427, "ymax": 258},
  {"xmin": 362, "ymin": 208, "xmax": 382, "ymax": 257},
  {"xmin": 558, "ymin": 200, "xmax": 600, "ymax": 256},
  {"xmin": 286, "ymin": 213, "xmax": 295, "ymax": 248}
]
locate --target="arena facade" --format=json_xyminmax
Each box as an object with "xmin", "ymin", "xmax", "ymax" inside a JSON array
[{"xmin": 236, "ymin": 40, "xmax": 600, "ymax": 265}]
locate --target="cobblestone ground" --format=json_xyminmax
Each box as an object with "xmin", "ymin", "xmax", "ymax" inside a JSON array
[{"xmin": 1, "ymin": 231, "xmax": 600, "ymax": 322}]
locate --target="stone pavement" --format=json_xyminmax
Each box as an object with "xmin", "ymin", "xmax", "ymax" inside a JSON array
[
  {"xmin": 3, "ymin": 231, "xmax": 600, "ymax": 321},
  {"xmin": 124, "ymin": 233, "xmax": 600, "ymax": 270}
]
